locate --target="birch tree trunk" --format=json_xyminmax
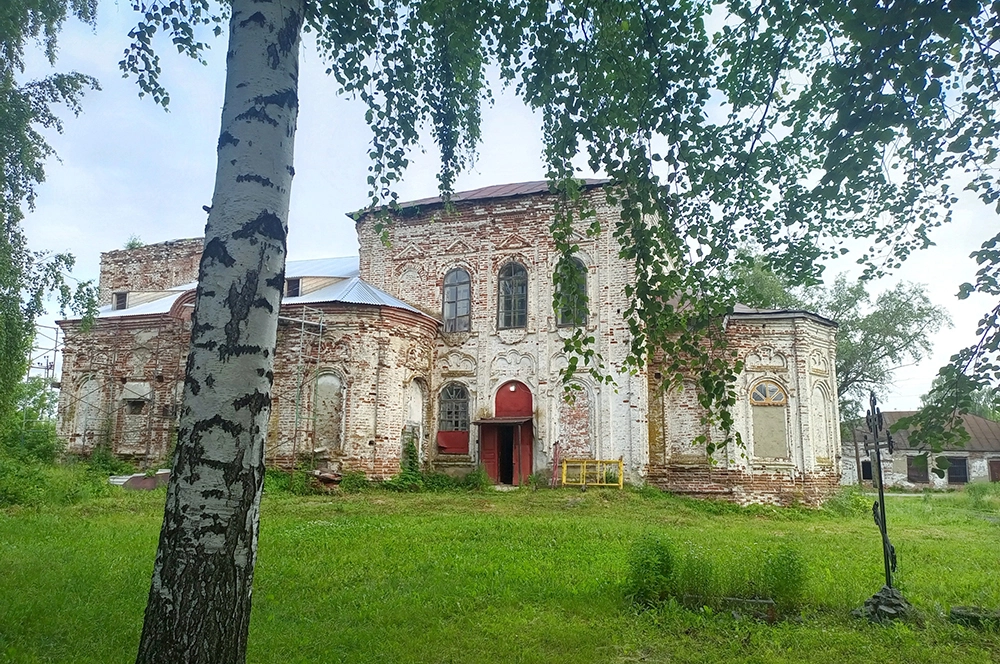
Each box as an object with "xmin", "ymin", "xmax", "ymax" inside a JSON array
[{"xmin": 136, "ymin": 0, "xmax": 303, "ymax": 661}]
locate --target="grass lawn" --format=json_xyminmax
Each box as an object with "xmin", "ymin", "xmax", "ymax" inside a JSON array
[{"xmin": 1, "ymin": 485, "xmax": 998, "ymax": 663}]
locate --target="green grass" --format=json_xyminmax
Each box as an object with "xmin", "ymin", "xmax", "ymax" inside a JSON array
[{"xmin": 1, "ymin": 487, "xmax": 998, "ymax": 663}]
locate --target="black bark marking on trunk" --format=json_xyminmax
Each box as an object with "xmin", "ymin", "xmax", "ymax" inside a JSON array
[
  {"xmin": 286, "ymin": 165, "xmax": 295, "ymax": 176},
  {"xmin": 252, "ymin": 297, "xmax": 273, "ymax": 313},
  {"xmin": 236, "ymin": 173, "xmax": 275, "ymax": 188},
  {"xmin": 202, "ymin": 489, "xmax": 225, "ymax": 500},
  {"xmin": 264, "ymin": 272, "xmax": 285, "ymax": 290},
  {"xmin": 234, "ymin": 106, "xmax": 278, "ymax": 127},
  {"xmin": 186, "ymin": 376, "xmax": 201, "ymax": 396},
  {"xmin": 233, "ymin": 211, "xmax": 286, "ymax": 244},
  {"xmin": 238, "ymin": 11, "xmax": 266, "ymax": 28},
  {"xmin": 222, "ymin": 273, "xmax": 258, "ymax": 360},
  {"xmin": 255, "ymin": 88, "xmax": 297, "ymax": 110},
  {"xmin": 234, "ymin": 390, "xmax": 269, "ymax": 416},
  {"xmin": 192, "ymin": 321, "xmax": 215, "ymax": 337},
  {"xmin": 205, "ymin": 375, "xmax": 216, "ymax": 388},
  {"xmin": 193, "ymin": 339, "xmax": 218, "ymax": 352},
  {"xmin": 203, "ymin": 238, "xmax": 236, "ymax": 268},
  {"xmin": 218, "ymin": 131, "xmax": 240, "ymax": 149},
  {"xmin": 267, "ymin": 43, "xmax": 279, "ymax": 69},
  {"xmin": 277, "ymin": 10, "xmax": 301, "ymax": 57}
]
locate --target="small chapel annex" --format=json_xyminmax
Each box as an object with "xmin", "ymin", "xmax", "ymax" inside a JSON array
[{"xmin": 56, "ymin": 181, "xmax": 841, "ymax": 505}]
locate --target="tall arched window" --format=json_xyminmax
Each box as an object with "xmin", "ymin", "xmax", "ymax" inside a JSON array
[
  {"xmin": 556, "ymin": 257, "xmax": 588, "ymax": 327},
  {"xmin": 498, "ymin": 262, "xmax": 527, "ymax": 329},
  {"xmin": 437, "ymin": 383, "xmax": 470, "ymax": 454},
  {"xmin": 443, "ymin": 268, "xmax": 471, "ymax": 332},
  {"xmin": 315, "ymin": 372, "xmax": 345, "ymax": 452},
  {"xmin": 750, "ymin": 380, "xmax": 788, "ymax": 459}
]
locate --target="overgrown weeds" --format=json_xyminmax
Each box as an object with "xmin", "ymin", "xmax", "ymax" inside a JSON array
[
  {"xmin": 963, "ymin": 481, "xmax": 1000, "ymax": 511},
  {"xmin": 625, "ymin": 533, "xmax": 807, "ymax": 615}
]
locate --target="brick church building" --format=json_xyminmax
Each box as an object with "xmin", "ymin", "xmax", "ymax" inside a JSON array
[{"xmin": 56, "ymin": 181, "xmax": 841, "ymax": 504}]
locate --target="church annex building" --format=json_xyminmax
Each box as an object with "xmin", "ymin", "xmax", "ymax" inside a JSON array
[{"xmin": 56, "ymin": 181, "xmax": 841, "ymax": 505}]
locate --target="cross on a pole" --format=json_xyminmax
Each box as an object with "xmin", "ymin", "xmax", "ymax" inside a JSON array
[{"xmin": 864, "ymin": 391, "xmax": 897, "ymax": 588}]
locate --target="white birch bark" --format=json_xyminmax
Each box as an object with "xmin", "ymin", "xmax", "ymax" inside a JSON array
[{"xmin": 136, "ymin": 0, "xmax": 304, "ymax": 661}]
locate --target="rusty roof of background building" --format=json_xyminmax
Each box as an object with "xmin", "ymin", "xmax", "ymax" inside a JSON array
[{"xmin": 859, "ymin": 411, "xmax": 1000, "ymax": 452}]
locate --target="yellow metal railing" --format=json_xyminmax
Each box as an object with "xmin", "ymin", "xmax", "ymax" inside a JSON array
[{"xmin": 561, "ymin": 458, "xmax": 624, "ymax": 489}]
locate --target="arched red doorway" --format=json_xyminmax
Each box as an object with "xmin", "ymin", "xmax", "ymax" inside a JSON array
[{"xmin": 475, "ymin": 381, "xmax": 533, "ymax": 485}]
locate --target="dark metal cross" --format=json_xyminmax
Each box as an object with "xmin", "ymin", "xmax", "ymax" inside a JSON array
[{"xmin": 864, "ymin": 391, "xmax": 897, "ymax": 588}]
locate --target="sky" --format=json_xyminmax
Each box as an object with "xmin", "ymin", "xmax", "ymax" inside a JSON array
[{"xmin": 21, "ymin": 2, "xmax": 999, "ymax": 413}]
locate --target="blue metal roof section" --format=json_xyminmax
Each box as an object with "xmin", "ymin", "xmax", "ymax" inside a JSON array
[
  {"xmin": 284, "ymin": 256, "xmax": 359, "ymax": 278},
  {"xmin": 84, "ymin": 254, "xmax": 432, "ymax": 322},
  {"xmin": 286, "ymin": 276, "xmax": 433, "ymax": 319}
]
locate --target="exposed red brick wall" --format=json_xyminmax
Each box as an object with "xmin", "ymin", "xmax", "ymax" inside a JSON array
[{"xmin": 99, "ymin": 238, "xmax": 203, "ymax": 304}]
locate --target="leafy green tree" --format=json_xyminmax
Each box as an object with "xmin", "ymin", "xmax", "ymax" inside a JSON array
[
  {"xmin": 119, "ymin": 1, "xmax": 1000, "ymax": 660},
  {"xmin": 922, "ymin": 374, "xmax": 999, "ymax": 422},
  {"xmin": 808, "ymin": 276, "xmax": 951, "ymax": 418},
  {"xmin": 1, "ymin": 1, "xmax": 100, "ymax": 429},
  {"xmin": 0, "ymin": 376, "xmax": 61, "ymax": 464}
]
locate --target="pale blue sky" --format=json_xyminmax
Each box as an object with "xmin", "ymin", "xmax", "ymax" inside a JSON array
[{"xmin": 21, "ymin": 1, "xmax": 997, "ymax": 412}]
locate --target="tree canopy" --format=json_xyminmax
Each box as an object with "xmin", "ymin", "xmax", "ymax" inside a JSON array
[
  {"xmin": 123, "ymin": 0, "xmax": 1000, "ymax": 448},
  {"xmin": 1, "ymin": 0, "xmax": 99, "ymax": 427}
]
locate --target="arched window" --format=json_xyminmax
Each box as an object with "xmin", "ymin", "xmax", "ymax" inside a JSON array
[
  {"xmin": 750, "ymin": 380, "xmax": 788, "ymax": 459},
  {"xmin": 498, "ymin": 262, "xmax": 527, "ymax": 329},
  {"xmin": 315, "ymin": 373, "xmax": 345, "ymax": 452},
  {"xmin": 443, "ymin": 268, "xmax": 471, "ymax": 333},
  {"xmin": 437, "ymin": 383, "xmax": 470, "ymax": 454},
  {"xmin": 555, "ymin": 257, "xmax": 588, "ymax": 327}
]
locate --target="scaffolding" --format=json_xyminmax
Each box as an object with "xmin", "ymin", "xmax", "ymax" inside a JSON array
[{"xmin": 269, "ymin": 305, "xmax": 329, "ymax": 468}]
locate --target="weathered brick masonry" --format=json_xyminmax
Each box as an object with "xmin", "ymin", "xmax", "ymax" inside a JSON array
[{"xmin": 57, "ymin": 181, "xmax": 841, "ymax": 504}]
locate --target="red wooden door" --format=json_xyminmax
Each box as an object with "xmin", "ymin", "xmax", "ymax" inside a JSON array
[
  {"xmin": 481, "ymin": 426, "xmax": 499, "ymax": 483},
  {"xmin": 496, "ymin": 381, "xmax": 532, "ymax": 485},
  {"xmin": 513, "ymin": 421, "xmax": 533, "ymax": 485}
]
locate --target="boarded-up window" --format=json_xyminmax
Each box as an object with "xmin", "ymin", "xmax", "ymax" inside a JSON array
[
  {"xmin": 945, "ymin": 456, "xmax": 968, "ymax": 484},
  {"xmin": 750, "ymin": 380, "xmax": 788, "ymax": 459},
  {"xmin": 315, "ymin": 373, "xmax": 344, "ymax": 452},
  {"xmin": 810, "ymin": 385, "xmax": 832, "ymax": 461},
  {"xmin": 404, "ymin": 380, "xmax": 426, "ymax": 461},
  {"xmin": 906, "ymin": 456, "xmax": 929, "ymax": 483},
  {"xmin": 74, "ymin": 377, "xmax": 104, "ymax": 444}
]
